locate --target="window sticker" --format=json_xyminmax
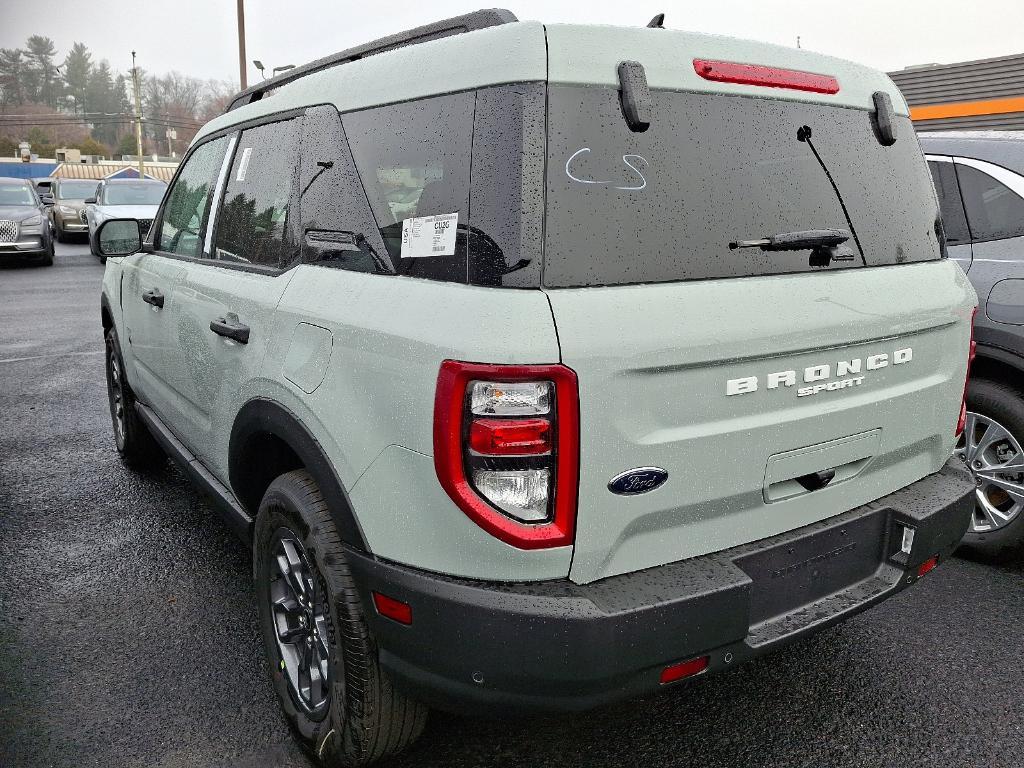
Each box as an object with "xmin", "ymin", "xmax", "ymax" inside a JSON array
[
  {"xmin": 236, "ymin": 147, "xmax": 253, "ymax": 181},
  {"xmin": 400, "ymin": 212, "xmax": 458, "ymax": 258}
]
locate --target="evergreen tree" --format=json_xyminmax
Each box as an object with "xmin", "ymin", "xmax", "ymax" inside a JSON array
[
  {"xmin": 87, "ymin": 60, "xmax": 119, "ymax": 145},
  {"xmin": 0, "ymin": 48, "xmax": 27, "ymax": 106},
  {"xmin": 24, "ymin": 35, "xmax": 62, "ymax": 107},
  {"xmin": 63, "ymin": 42, "xmax": 92, "ymax": 114}
]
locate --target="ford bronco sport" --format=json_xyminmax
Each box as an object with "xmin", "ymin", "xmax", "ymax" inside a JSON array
[{"xmin": 97, "ymin": 10, "xmax": 977, "ymax": 766}]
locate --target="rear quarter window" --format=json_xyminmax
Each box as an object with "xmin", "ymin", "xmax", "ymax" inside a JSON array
[{"xmin": 343, "ymin": 92, "xmax": 474, "ymax": 282}]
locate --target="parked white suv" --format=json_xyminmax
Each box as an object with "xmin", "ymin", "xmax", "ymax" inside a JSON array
[{"xmin": 97, "ymin": 10, "xmax": 977, "ymax": 766}]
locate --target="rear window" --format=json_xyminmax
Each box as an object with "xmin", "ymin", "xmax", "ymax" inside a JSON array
[{"xmin": 543, "ymin": 87, "xmax": 942, "ymax": 287}]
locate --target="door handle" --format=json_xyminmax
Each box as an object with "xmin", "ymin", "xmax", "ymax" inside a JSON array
[
  {"xmin": 142, "ymin": 288, "xmax": 164, "ymax": 308},
  {"xmin": 210, "ymin": 316, "xmax": 250, "ymax": 344}
]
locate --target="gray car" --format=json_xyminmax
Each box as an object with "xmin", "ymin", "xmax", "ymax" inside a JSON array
[
  {"xmin": 85, "ymin": 178, "xmax": 167, "ymax": 261},
  {"xmin": 0, "ymin": 177, "xmax": 54, "ymax": 266},
  {"xmin": 923, "ymin": 131, "xmax": 1024, "ymax": 559}
]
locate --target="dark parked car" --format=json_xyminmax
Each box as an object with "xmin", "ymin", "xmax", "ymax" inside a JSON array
[
  {"xmin": 47, "ymin": 178, "xmax": 100, "ymax": 242},
  {"xmin": 923, "ymin": 130, "xmax": 1024, "ymax": 559},
  {"xmin": 0, "ymin": 177, "xmax": 55, "ymax": 266}
]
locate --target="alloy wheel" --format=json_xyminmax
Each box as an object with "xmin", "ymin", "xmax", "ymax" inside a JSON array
[
  {"xmin": 268, "ymin": 530, "xmax": 333, "ymax": 716},
  {"xmin": 955, "ymin": 411, "xmax": 1024, "ymax": 533},
  {"xmin": 106, "ymin": 349, "xmax": 126, "ymax": 446}
]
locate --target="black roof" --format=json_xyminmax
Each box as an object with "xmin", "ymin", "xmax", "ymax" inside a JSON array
[{"xmin": 225, "ymin": 9, "xmax": 517, "ymax": 113}]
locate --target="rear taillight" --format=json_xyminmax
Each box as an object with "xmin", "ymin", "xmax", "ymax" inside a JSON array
[
  {"xmin": 433, "ymin": 361, "xmax": 580, "ymax": 549},
  {"xmin": 693, "ymin": 58, "xmax": 840, "ymax": 94},
  {"xmin": 955, "ymin": 308, "xmax": 978, "ymax": 438}
]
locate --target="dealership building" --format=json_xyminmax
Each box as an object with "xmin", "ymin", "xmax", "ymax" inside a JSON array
[{"xmin": 889, "ymin": 52, "xmax": 1024, "ymax": 132}]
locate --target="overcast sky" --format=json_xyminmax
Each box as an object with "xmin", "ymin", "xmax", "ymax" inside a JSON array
[{"xmin": 5, "ymin": 0, "xmax": 1024, "ymax": 86}]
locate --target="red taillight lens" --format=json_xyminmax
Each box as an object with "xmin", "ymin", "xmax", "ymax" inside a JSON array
[
  {"xmin": 955, "ymin": 307, "xmax": 978, "ymax": 438},
  {"xmin": 917, "ymin": 555, "xmax": 939, "ymax": 577},
  {"xmin": 434, "ymin": 361, "xmax": 580, "ymax": 550},
  {"xmin": 469, "ymin": 418, "xmax": 552, "ymax": 456},
  {"xmin": 693, "ymin": 58, "xmax": 840, "ymax": 94},
  {"xmin": 372, "ymin": 591, "xmax": 413, "ymax": 625},
  {"xmin": 660, "ymin": 656, "xmax": 710, "ymax": 684}
]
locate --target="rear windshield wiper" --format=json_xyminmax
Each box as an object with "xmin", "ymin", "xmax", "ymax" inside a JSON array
[{"xmin": 729, "ymin": 228, "xmax": 850, "ymax": 252}]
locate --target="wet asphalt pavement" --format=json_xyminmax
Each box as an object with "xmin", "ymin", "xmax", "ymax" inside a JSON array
[{"xmin": 2, "ymin": 242, "xmax": 1023, "ymax": 768}]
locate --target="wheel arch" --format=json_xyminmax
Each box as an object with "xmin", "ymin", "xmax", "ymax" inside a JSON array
[
  {"xmin": 972, "ymin": 343, "xmax": 1024, "ymax": 390},
  {"xmin": 100, "ymin": 293, "xmax": 114, "ymax": 331},
  {"xmin": 229, "ymin": 398, "xmax": 368, "ymax": 552}
]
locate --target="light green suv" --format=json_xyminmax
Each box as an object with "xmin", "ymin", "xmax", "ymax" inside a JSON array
[{"xmin": 96, "ymin": 10, "xmax": 978, "ymax": 766}]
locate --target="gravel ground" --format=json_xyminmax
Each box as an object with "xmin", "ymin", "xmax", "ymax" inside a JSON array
[{"xmin": 2, "ymin": 243, "xmax": 1022, "ymax": 768}]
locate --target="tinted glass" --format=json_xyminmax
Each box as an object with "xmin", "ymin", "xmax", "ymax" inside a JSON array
[
  {"xmin": 214, "ymin": 118, "xmax": 300, "ymax": 269},
  {"xmin": 156, "ymin": 135, "xmax": 228, "ymax": 257},
  {"xmin": 928, "ymin": 160, "xmax": 970, "ymax": 245},
  {"xmin": 296, "ymin": 106, "xmax": 391, "ymax": 274},
  {"xmin": 58, "ymin": 180, "xmax": 99, "ymax": 199},
  {"xmin": 468, "ymin": 84, "xmax": 546, "ymax": 287},
  {"xmin": 955, "ymin": 163, "xmax": 1024, "ymax": 242},
  {"xmin": 544, "ymin": 87, "xmax": 942, "ymax": 287},
  {"xmin": 344, "ymin": 92, "xmax": 473, "ymax": 282},
  {"xmin": 0, "ymin": 184, "xmax": 35, "ymax": 206},
  {"xmin": 103, "ymin": 183, "xmax": 166, "ymax": 205}
]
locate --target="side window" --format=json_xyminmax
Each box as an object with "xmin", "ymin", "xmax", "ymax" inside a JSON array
[
  {"xmin": 343, "ymin": 92, "xmax": 474, "ymax": 282},
  {"xmin": 296, "ymin": 105, "xmax": 392, "ymax": 274},
  {"xmin": 214, "ymin": 118, "xmax": 301, "ymax": 270},
  {"xmin": 955, "ymin": 161, "xmax": 1024, "ymax": 242},
  {"xmin": 156, "ymin": 136, "xmax": 229, "ymax": 257},
  {"xmin": 928, "ymin": 160, "xmax": 970, "ymax": 245}
]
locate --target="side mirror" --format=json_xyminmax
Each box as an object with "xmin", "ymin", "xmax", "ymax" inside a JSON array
[
  {"xmin": 84, "ymin": 197, "xmax": 97, "ymax": 204},
  {"xmin": 40, "ymin": 194, "xmax": 53, "ymax": 206},
  {"xmin": 97, "ymin": 218, "xmax": 142, "ymax": 257}
]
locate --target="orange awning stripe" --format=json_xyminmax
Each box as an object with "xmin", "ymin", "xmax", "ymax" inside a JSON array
[{"xmin": 911, "ymin": 96, "xmax": 1024, "ymax": 121}]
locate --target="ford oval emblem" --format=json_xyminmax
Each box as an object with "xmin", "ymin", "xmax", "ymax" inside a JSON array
[{"xmin": 607, "ymin": 467, "xmax": 668, "ymax": 496}]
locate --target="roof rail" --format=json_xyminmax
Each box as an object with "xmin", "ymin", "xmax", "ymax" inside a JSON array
[{"xmin": 225, "ymin": 8, "xmax": 519, "ymax": 113}]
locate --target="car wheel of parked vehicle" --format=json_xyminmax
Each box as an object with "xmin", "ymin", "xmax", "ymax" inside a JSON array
[
  {"xmin": 40, "ymin": 244, "xmax": 53, "ymax": 266},
  {"xmin": 955, "ymin": 377, "xmax": 1024, "ymax": 561},
  {"xmin": 104, "ymin": 327, "xmax": 165, "ymax": 470},
  {"xmin": 55, "ymin": 224, "xmax": 66, "ymax": 244},
  {"xmin": 255, "ymin": 470, "xmax": 427, "ymax": 767}
]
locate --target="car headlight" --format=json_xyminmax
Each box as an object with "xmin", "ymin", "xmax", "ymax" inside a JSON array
[
  {"xmin": 58, "ymin": 205, "xmax": 76, "ymax": 215},
  {"xmin": 21, "ymin": 215, "xmax": 42, "ymax": 227}
]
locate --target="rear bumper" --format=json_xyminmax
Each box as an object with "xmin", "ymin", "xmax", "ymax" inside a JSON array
[{"xmin": 347, "ymin": 459, "xmax": 973, "ymax": 714}]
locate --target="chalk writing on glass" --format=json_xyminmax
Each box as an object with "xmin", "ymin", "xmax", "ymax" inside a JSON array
[{"xmin": 564, "ymin": 148, "xmax": 648, "ymax": 191}]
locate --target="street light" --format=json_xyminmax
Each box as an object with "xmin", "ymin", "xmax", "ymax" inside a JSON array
[{"xmin": 253, "ymin": 60, "xmax": 295, "ymax": 81}]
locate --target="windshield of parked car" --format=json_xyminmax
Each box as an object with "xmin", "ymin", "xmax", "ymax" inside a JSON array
[
  {"xmin": 58, "ymin": 180, "xmax": 100, "ymax": 199},
  {"xmin": 103, "ymin": 183, "xmax": 166, "ymax": 205},
  {"xmin": 0, "ymin": 184, "xmax": 35, "ymax": 206}
]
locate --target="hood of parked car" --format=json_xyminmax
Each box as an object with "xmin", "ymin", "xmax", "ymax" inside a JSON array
[
  {"xmin": 92, "ymin": 204, "xmax": 160, "ymax": 221},
  {"xmin": 0, "ymin": 205, "xmax": 43, "ymax": 221}
]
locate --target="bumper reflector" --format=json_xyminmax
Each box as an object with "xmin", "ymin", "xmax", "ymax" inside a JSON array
[
  {"xmin": 373, "ymin": 591, "xmax": 413, "ymax": 625},
  {"xmin": 660, "ymin": 655, "xmax": 709, "ymax": 684},
  {"xmin": 917, "ymin": 556, "xmax": 939, "ymax": 577}
]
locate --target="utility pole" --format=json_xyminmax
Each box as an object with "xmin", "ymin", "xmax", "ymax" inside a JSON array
[
  {"xmin": 237, "ymin": 0, "xmax": 248, "ymax": 90},
  {"xmin": 131, "ymin": 50, "xmax": 145, "ymax": 178}
]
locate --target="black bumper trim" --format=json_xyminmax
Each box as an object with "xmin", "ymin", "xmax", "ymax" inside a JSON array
[{"xmin": 345, "ymin": 460, "xmax": 974, "ymax": 714}]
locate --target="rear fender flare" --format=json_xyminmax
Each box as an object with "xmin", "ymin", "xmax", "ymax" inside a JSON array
[{"xmin": 229, "ymin": 398, "xmax": 368, "ymax": 551}]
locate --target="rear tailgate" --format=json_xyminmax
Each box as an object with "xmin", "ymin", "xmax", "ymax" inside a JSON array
[
  {"xmin": 548, "ymin": 263, "xmax": 974, "ymax": 584},
  {"xmin": 541, "ymin": 26, "xmax": 977, "ymax": 584}
]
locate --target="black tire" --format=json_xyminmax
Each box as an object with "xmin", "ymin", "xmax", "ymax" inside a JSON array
[
  {"xmin": 104, "ymin": 327, "xmax": 165, "ymax": 470},
  {"xmin": 255, "ymin": 470, "xmax": 427, "ymax": 767},
  {"xmin": 39, "ymin": 248, "xmax": 53, "ymax": 267},
  {"xmin": 55, "ymin": 224, "xmax": 66, "ymax": 243},
  {"xmin": 959, "ymin": 376, "xmax": 1024, "ymax": 562}
]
